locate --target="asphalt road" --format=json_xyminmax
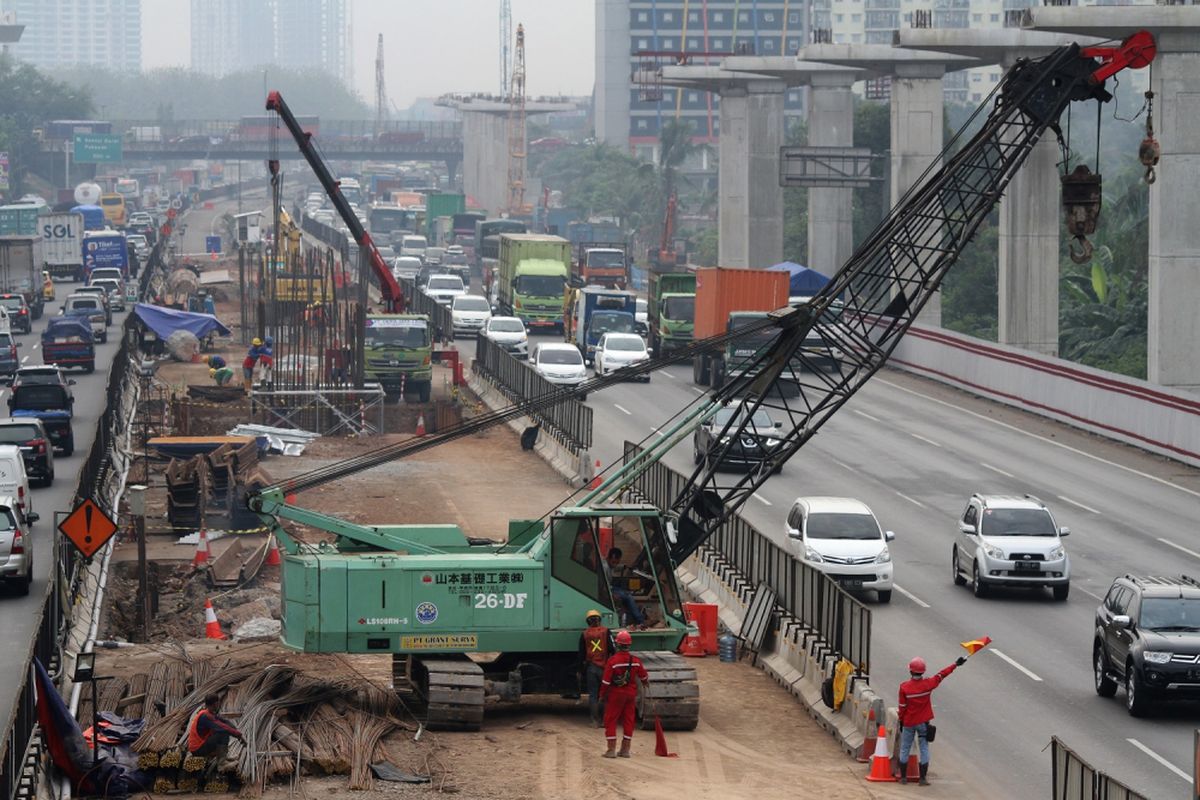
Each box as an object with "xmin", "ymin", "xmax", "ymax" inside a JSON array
[{"xmin": 532, "ymin": 330, "xmax": 1200, "ymax": 799}]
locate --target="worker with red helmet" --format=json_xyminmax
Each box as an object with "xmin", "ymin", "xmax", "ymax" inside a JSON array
[
  {"xmin": 897, "ymin": 655, "xmax": 966, "ymax": 785},
  {"xmin": 579, "ymin": 610, "xmax": 615, "ymax": 727},
  {"xmin": 599, "ymin": 629, "xmax": 650, "ymax": 758}
]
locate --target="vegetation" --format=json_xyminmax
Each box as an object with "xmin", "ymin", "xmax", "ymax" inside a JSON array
[{"xmin": 0, "ymin": 54, "xmax": 92, "ymax": 196}]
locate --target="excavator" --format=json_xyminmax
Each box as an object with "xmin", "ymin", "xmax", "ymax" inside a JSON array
[{"xmin": 249, "ymin": 33, "xmax": 1155, "ymax": 730}]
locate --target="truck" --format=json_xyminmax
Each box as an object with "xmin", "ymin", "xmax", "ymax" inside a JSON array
[
  {"xmin": 574, "ymin": 242, "xmax": 628, "ymax": 289},
  {"xmin": 424, "ymin": 193, "xmax": 465, "ymax": 241},
  {"xmin": 361, "ymin": 314, "xmax": 433, "ymax": 402},
  {"xmin": 81, "ymin": 230, "xmax": 129, "ymax": 279},
  {"xmin": 39, "ymin": 212, "xmax": 85, "ymax": 282},
  {"xmin": 647, "ymin": 267, "xmax": 696, "ymax": 357},
  {"xmin": 71, "ymin": 204, "xmax": 106, "ymax": 232},
  {"xmin": 0, "ymin": 237, "xmax": 46, "ymax": 319},
  {"xmin": 496, "ymin": 233, "xmax": 571, "ymax": 331},
  {"xmin": 564, "ymin": 286, "xmax": 638, "ymax": 364},
  {"xmin": 0, "ymin": 205, "xmax": 44, "ymax": 237},
  {"xmin": 475, "ymin": 218, "xmax": 526, "ymax": 273},
  {"xmin": 691, "ymin": 267, "xmax": 789, "ymax": 390},
  {"xmin": 565, "ymin": 219, "xmax": 622, "ymax": 249}
]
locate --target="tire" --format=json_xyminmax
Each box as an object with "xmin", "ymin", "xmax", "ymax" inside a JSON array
[
  {"xmin": 43, "ymin": 469, "xmax": 54, "ymax": 488},
  {"xmin": 18, "ymin": 563, "xmax": 31, "ymax": 596},
  {"xmin": 1094, "ymin": 645, "xmax": 1117, "ymax": 698},
  {"xmin": 877, "ymin": 590, "xmax": 892, "ymax": 604},
  {"xmin": 418, "ymin": 383, "xmax": 431, "ymax": 403},
  {"xmin": 693, "ymin": 443, "xmax": 704, "ymax": 465},
  {"xmin": 85, "ymin": 362, "xmax": 95, "ymax": 374},
  {"xmin": 952, "ymin": 546, "xmax": 967, "ymax": 586},
  {"xmin": 693, "ymin": 354, "xmax": 710, "ymax": 386},
  {"xmin": 972, "ymin": 563, "xmax": 989, "ymax": 598},
  {"xmin": 63, "ymin": 438, "xmax": 74, "ymax": 457},
  {"xmin": 1125, "ymin": 665, "xmax": 1151, "ymax": 717},
  {"xmin": 711, "ymin": 359, "xmax": 725, "ymax": 390},
  {"xmin": 1052, "ymin": 583, "xmax": 1070, "ymax": 602}
]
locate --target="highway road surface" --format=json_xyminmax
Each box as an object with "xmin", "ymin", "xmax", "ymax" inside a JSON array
[{"xmin": 536, "ymin": 333, "xmax": 1200, "ymax": 799}]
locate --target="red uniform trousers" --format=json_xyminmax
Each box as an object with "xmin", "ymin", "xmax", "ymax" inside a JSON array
[{"xmin": 603, "ymin": 688, "xmax": 637, "ymax": 742}]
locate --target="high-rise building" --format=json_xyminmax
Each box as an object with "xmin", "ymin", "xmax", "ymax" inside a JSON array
[
  {"xmin": 273, "ymin": 0, "xmax": 352, "ymax": 87},
  {"xmin": 190, "ymin": 0, "xmax": 274, "ymax": 78},
  {"xmin": 0, "ymin": 0, "xmax": 141, "ymax": 72}
]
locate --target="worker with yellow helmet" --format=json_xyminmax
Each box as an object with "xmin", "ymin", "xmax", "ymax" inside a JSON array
[
  {"xmin": 243, "ymin": 337, "xmax": 265, "ymax": 393},
  {"xmin": 209, "ymin": 365, "xmax": 236, "ymax": 387},
  {"xmin": 579, "ymin": 609, "xmax": 615, "ymax": 727}
]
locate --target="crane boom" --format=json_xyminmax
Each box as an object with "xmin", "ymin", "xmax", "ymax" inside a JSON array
[{"xmin": 266, "ymin": 90, "xmax": 404, "ymax": 312}]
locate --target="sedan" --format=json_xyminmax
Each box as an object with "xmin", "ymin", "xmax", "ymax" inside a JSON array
[
  {"xmin": 594, "ymin": 332, "xmax": 650, "ymax": 381},
  {"xmin": 531, "ymin": 343, "xmax": 588, "ymax": 398},
  {"xmin": 693, "ymin": 406, "xmax": 785, "ymax": 472},
  {"xmin": 483, "ymin": 316, "xmax": 529, "ymax": 359}
]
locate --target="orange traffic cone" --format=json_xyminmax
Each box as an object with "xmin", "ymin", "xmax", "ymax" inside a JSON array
[
  {"xmin": 901, "ymin": 752, "xmax": 921, "ymax": 783},
  {"xmin": 653, "ymin": 717, "xmax": 677, "ymax": 758},
  {"xmin": 857, "ymin": 708, "xmax": 877, "ymax": 763},
  {"xmin": 203, "ymin": 598, "xmax": 226, "ymax": 640},
  {"xmin": 192, "ymin": 528, "xmax": 211, "ymax": 567},
  {"xmin": 265, "ymin": 535, "xmax": 281, "ymax": 566},
  {"xmin": 864, "ymin": 725, "xmax": 897, "ymax": 782},
  {"xmin": 588, "ymin": 459, "xmax": 603, "ymax": 489},
  {"xmin": 415, "ymin": 413, "xmax": 426, "ymax": 437}
]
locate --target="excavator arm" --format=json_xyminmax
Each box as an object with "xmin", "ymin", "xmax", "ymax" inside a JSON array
[{"xmin": 265, "ymin": 90, "xmax": 404, "ymax": 311}]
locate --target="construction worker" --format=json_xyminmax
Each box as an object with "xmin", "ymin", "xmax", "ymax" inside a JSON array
[
  {"xmin": 210, "ymin": 366, "xmax": 236, "ymax": 387},
  {"xmin": 599, "ymin": 630, "xmax": 649, "ymax": 759},
  {"xmin": 897, "ymin": 655, "xmax": 966, "ymax": 785},
  {"xmin": 578, "ymin": 610, "xmax": 615, "ymax": 727},
  {"xmin": 205, "ymin": 354, "xmax": 226, "ymax": 370},
  {"xmin": 186, "ymin": 692, "xmax": 245, "ymax": 761},
  {"xmin": 242, "ymin": 338, "xmax": 263, "ymax": 393},
  {"xmin": 603, "ymin": 548, "xmax": 646, "ymax": 627},
  {"xmin": 258, "ymin": 335, "xmax": 275, "ymax": 388}
]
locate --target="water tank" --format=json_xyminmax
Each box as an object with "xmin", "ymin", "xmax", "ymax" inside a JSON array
[{"xmin": 74, "ymin": 182, "xmax": 102, "ymax": 205}]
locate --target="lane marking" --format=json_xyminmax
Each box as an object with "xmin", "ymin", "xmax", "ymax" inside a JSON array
[
  {"xmin": 1057, "ymin": 495, "xmax": 1100, "ymax": 514},
  {"xmin": 1077, "ymin": 586, "xmax": 1104, "ymax": 602},
  {"xmin": 895, "ymin": 491, "xmax": 926, "ymax": 508},
  {"xmin": 1126, "ymin": 738, "xmax": 1193, "ymax": 784},
  {"xmin": 661, "ymin": 371, "xmax": 675, "ymax": 380},
  {"xmin": 877, "ymin": 377, "xmax": 1200, "ymax": 501},
  {"xmin": 852, "ymin": 409, "xmax": 881, "ymax": 422},
  {"xmin": 19, "ymin": 356, "xmax": 27, "ymax": 364},
  {"xmin": 893, "ymin": 584, "xmax": 930, "ymax": 608},
  {"xmin": 990, "ymin": 648, "xmax": 1043, "ymax": 682},
  {"xmin": 832, "ymin": 458, "xmax": 857, "ymax": 474},
  {"xmin": 979, "ymin": 462, "xmax": 1015, "ymax": 479},
  {"xmin": 613, "ymin": 404, "xmax": 632, "ymax": 416},
  {"xmin": 752, "ymin": 493, "xmax": 772, "ymax": 506},
  {"xmin": 1157, "ymin": 537, "xmax": 1200, "ymax": 561},
  {"xmin": 31, "ymin": 343, "xmax": 39, "ymax": 351},
  {"xmin": 650, "ymin": 427, "xmax": 666, "ymax": 438},
  {"xmin": 691, "ymin": 386, "xmax": 706, "ymax": 395},
  {"xmin": 910, "ymin": 433, "xmax": 942, "ymax": 448}
]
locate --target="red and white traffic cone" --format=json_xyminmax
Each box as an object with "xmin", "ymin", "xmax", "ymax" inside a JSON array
[
  {"xmin": 203, "ymin": 598, "xmax": 226, "ymax": 640},
  {"xmin": 415, "ymin": 413, "xmax": 426, "ymax": 437},
  {"xmin": 864, "ymin": 725, "xmax": 897, "ymax": 782},
  {"xmin": 264, "ymin": 535, "xmax": 281, "ymax": 566},
  {"xmin": 192, "ymin": 528, "xmax": 211, "ymax": 567},
  {"xmin": 857, "ymin": 708, "xmax": 877, "ymax": 763},
  {"xmin": 588, "ymin": 460, "xmax": 602, "ymax": 489}
]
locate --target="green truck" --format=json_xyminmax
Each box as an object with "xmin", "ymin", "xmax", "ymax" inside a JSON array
[
  {"xmin": 362, "ymin": 314, "xmax": 433, "ymax": 402},
  {"xmin": 424, "ymin": 193, "xmax": 465, "ymax": 242},
  {"xmin": 0, "ymin": 205, "xmax": 45, "ymax": 237},
  {"xmin": 647, "ymin": 268, "xmax": 695, "ymax": 357},
  {"xmin": 497, "ymin": 233, "xmax": 571, "ymax": 331}
]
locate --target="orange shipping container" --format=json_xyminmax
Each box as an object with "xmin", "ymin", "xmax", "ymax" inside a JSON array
[{"xmin": 692, "ymin": 267, "xmax": 790, "ymax": 339}]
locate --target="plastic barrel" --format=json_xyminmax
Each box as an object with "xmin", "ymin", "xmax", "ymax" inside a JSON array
[{"xmin": 718, "ymin": 633, "xmax": 738, "ymax": 662}]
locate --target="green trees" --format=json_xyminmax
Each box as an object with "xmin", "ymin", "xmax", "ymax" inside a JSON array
[{"xmin": 0, "ymin": 54, "xmax": 92, "ymax": 196}]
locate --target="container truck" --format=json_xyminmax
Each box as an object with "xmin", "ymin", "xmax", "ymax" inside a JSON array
[
  {"xmin": 82, "ymin": 230, "xmax": 130, "ymax": 278},
  {"xmin": 475, "ymin": 218, "xmax": 526, "ymax": 273},
  {"xmin": 574, "ymin": 242, "xmax": 628, "ymax": 289},
  {"xmin": 39, "ymin": 212, "xmax": 85, "ymax": 282},
  {"xmin": 0, "ymin": 205, "xmax": 44, "ymax": 236},
  {"xmin": 563, "ymin": 286, "xmax": 638, "ymax": 364},
  {"xmin": 424, "ymin": 193, "xmax": 465, "ymax": 241},
  {"xmin": 496, "ymin": 233, "xmax": 570, "ymax": 331},
  {"xmin": 0, "ymin": 236, "xmax": 46, "ymax": 319},
  {"xmin": 691, "ymin": 267, "xmax": 790, "ymax": 391},
  {"xmin": 565, "ymin": 220, "xmax": 622, "ymax": 248},
  {"xmin": 647, "ymin": 267, "xmax": 696, "ymax": 357}
]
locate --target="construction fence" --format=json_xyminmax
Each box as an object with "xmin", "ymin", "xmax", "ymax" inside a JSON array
[
  {"xmin": 397, "ymin": 278, "xmax": 453, "ymax": 344},
  {"xmin": 1050, "ymin": 738, "xmax": 1149, "ymax": 800}
]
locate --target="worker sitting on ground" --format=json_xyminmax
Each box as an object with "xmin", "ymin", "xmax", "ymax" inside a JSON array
[
  {"xmin": 186, "ymin": 692, "xmax": 245, "ymax": 762},
  {"xmin": 210, "ymin": 366, "xmax": 236, "ymax": 387},
  {"xmin": 603, "ymin": 548, "xmax": 646, "ymax": 627},
  {"xmin": 205, "ymin": 354, "xmax": 226, "ymax": 370}
]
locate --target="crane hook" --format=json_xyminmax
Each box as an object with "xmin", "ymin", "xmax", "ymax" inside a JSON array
[
  {"xmin": 1140, "ymin": 91, "xmax": 1159, "ymax": 184},
  {"xmin": 1061, "ymin": 164, "xmax": 1103, "ymax": 264},
  {"xmin": 1068, "ymin": 235, "xmax": 1094, "ymax": 265}
]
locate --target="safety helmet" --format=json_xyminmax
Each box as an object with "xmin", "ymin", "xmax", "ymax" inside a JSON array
[
  {"xmin": 908, "ymin": 657, "xmax": 926, "ymax": 674},
  {"xmin": 264, "ymin": 335, "xmax": 274, "ymax": 345},
  {"xmin": 252, "ymin": 337, "xmax": 263, "ymax": 346},
  {"xmin": 615, "ymin": 630, "xmax": 632, "ymax": 646},
  {"xmin": 209, "ymin": 368, "xmax": 217, "ymax": 377},
  {"xmin": 585, "ymin": 609, "xmax": 602, "ymax": 622}
]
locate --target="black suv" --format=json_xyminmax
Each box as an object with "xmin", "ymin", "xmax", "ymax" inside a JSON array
[
  {"xmin": 0, "ymin": 418, "xmax": 54, "ymax": 485},
  {"xmin": 1094, "ymin": 575, "xmax": 1200, "ymax": 716}
]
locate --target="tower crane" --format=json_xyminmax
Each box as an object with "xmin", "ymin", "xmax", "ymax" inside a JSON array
[
  {"xmin": 374, "ymin": 33, "xmax": 388, "ymax": 138},
  {"xmin": 505, "ymin": 23, "xmax": 532, "ymax": 215},
  {"xmin": 499, "ymin": 0, "xmax": 512, "ymax": 96}
]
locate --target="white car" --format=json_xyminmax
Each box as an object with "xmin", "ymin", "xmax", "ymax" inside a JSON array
[
  {"xmin": 391, "ymin": 256, "xmax": 423, "ymax": 281},
  {"xmin": 635, "ymin": 297, "xmax": 648, "ymax": 335},
  {"xmin": 425, "ymin": 274, "xmax": 466, "ymax": 306},
  {"xmin": 484, "ymin": 316, "xmax": 528, "ymax": 359},
  {"xmin": 531, "ymin": 342, "xmax": 588, "ymax": 396},
  {"xmin": 594, "ymin": 332, "xmax": 650, "ymax": 381},
  {"xmin": 399, "ymin": 234, "xmax": 428, "ymax": 261},
  {"xmin": 784, "ymin": 497, "xmax": 895, "ymax": 603},
  {"xmin": 0, "ymin": 306, "xmax": 10, "ymax": 336},
  {"xmin": 952, "ymin": 493, "xmax": 1071, "ymax": 601},
  {"xmin": 90, "ymin": 278, "xmax": 126, "ymax": 312},
  {"xmin": 451, "ymin": 294, "xmax": 491, "ymax": 337}
]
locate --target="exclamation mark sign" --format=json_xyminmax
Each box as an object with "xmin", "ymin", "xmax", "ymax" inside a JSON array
[{"xmin": 83, "ymin": 503, "xmax": 93, "ymax": 544}]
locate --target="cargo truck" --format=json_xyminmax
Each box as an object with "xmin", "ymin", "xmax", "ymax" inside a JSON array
[
  {"xmin": 691, "ymin": 267, "xmax": 789, "ymax": 391},
  {"xmin": 361, "ymin": 314, "xmax": 433, "ymax": 402},
  {"xmin": 0, "ymin": 205, "xmax": 45, "ymax": 237},
  {"xmin": 0, "ymin": 237, "xmax": 46, "ymax": 319},
  {"xmin": 574, "ymin": 242, "xmax": 628, "ymax": 289},
  {"xmin": 81, "ymin": 230, "xmax": 129, "ymax": 279},
  {"xmin": 424, "ymin": 193, "xmax": 465, "ymax": 241},
  {"xmin": 497, "ymin": 234, "xmax": 571, "ymax": 331},
  {"xmin": 564, "ymin": 286, "xmax": 638, "ymax": 364},
  {"xmin": 647, "ymin": 267, "xmax": 696, "ymax": 357},
  {"xmin": 71, "ymin": 204, "xmax": 106, "ymax": 232},
  {"xmin": 39, "ymin": 212, "xmax": 85, "ymax": 282}
]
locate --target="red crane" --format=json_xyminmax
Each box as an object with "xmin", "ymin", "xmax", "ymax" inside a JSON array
[{"xmin": 265, "ymin": 90, "xmax": 404, "ymax": 312}]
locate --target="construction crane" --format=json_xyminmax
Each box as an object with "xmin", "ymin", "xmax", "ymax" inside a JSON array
[
  {"xmin": 499, "ymin": 0, "xmax": 512, "ymax": 96},
  {"xmin": 266, "ymin": 90, "xmax": 403, "ymax": 313},
  {"xmin": 505, "ymin": 23, "xmax": 532, "ymax": 215},
  {"xmin": 651, "ymin": 191, "xmax": 679, "ymax": 269},
  {"xmin": 374, "ymin": 33, "xmax": 388, "ymax": 138},
  {"xmin": 248, "ymin": 32, "xmax": 1155, "ymax": 730}
]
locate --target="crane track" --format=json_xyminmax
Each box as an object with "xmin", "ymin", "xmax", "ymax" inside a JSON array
[
  {"xmin": 394, "ymin": 655, "xmax": 486, "ymax": 731},
  {"xmin": 638, "ymin": 651, "xmax": 700, "ymax": 731}
]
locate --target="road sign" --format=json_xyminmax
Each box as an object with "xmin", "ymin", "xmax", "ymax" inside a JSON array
[
  {"xmin": 779, "ymin": 146, "xmax": 879, "ymax": 188},
  {"xmin": 73, "ymin": 133, "xmax": 123, "ymax": 164},
  {"xmin": 205, "ymin": 235, "xmax": 222, "ymax": 254},
  {"xmin": 59, "ymin": 498, "xmax": 118, "ymax": 559},
  {"xmin": 0, "ymin": 152, "xmax": 9, "ymax": 192}
]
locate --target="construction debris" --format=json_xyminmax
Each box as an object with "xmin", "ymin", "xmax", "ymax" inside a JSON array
[{"xmin": 227, "ymin": 424, "xmax": 319, "ymax": 456}]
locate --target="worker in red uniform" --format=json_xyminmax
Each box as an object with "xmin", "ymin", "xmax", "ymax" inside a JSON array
[
  {"xmin": 578, "ymin": 609, "xmax": 615, "ymax": 727},
  {"xmin": 187, "ymin": 692, "xmax": 245, "ymax": 760},
  {"xmin": 599, "ymin": 629, "xmax": 649, "ymax": 758},
  {"xmin": 897, "ymin": 655, "xmax": 966, "ymax": 785}
]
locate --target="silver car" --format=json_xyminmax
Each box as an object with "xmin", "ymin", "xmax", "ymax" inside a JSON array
[
  {"xmin": 952, "ymin": 493, "xmax": 1071, "ymax": 601},
  {"xmin": 0, "ymin": 495, "xmax": 37, "ymax": 595}
]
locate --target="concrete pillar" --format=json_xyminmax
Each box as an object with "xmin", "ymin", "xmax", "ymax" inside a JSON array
[
  {"xmin": 891, "ymin": 63, "xmax": 946, "ymax": 327},
  {"xmin": 807, "ymin": 74, "xmax": 855, "ymax": 279},
  {"xmin": 718, "ymin": 80, "xmax": 785, "ymax": 268},
  {"xmin": 1148, "ymin": 39, "xmax": 1200, "ymax": 389},
  {"xmin": 595, "ymin": 0, "xmax": 631, "ymax": 148},
  {"xmin": 460, "ymin": 111, "xmax": 510, "ymax": 214}
]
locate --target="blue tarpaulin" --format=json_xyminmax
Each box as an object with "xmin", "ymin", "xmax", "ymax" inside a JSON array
[
  {"xmin": 42, "ymin": 317, "xmax": 94, "ymax": 343},
  {"xmin": 768, "ymin": 262, "xmax": 830, "ymax": 296},
  {"xmin": 134, "ymin": 303, "xmax": 231, "ymax": 340}
]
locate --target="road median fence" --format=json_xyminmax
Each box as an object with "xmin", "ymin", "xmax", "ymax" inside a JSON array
[{"xmin": 1051, "ymin": 737, "xmax": 1148, "ymax": 800}]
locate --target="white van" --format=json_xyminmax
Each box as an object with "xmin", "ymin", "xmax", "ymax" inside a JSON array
[
  {"xmin": 399, "ymin": 234, "xmax": 428, "ymax": 261},
  {"xmin": 784, "ymin": 496, "xmax": 894, "ymax": 603},
  {"xmin": 0, "ymin": 445, "xmax": 34, "ymax": 524}
]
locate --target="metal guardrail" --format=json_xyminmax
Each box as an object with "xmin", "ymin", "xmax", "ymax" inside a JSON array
[
  {"xmin": 397, "ymin": 278, "xmax": 453, "ymax": 343},
  {"xmin": 472, "ymin": 335, "xmax": 593, "ymax": 455},
  {"xmin": 621, "ymin": 441, "xmax": 872, "ymax": 674},
  {"xmin": 1050, "ymin": 737, "xmax": 1148, "ymax": 800}
]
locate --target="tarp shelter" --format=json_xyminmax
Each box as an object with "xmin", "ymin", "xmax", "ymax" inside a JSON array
[
  {"xmin": 133, "ymin": 303, "xmax": 231, "ymax": 340},
  {"xmin": 768, "ymin": 262, "xmax": 830, "ymax": 296}
]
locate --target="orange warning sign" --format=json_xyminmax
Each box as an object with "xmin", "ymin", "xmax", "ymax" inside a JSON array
[{"xmin": 59, "ymin": 499, "xmax": 118, "ymax": 559}]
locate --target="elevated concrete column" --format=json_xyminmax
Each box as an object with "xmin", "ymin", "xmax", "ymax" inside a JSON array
[
  {"xmin": 807, "ymin": 73, "xmax": 855, "ymax": 279},
  {"xmin": 1148, "ymin": 38, "xmax": 1200, "ymax": 389},
  {"xmin": 460, "ymin": 111, "xmax": 510, "ymax": 215},
  {"xmin": 891, "ymin": 62, "xmax": 946, "ymax": 327},
  {"xmin": 718, "ymin": 79, "xmax": 785, "ymax": 268}
]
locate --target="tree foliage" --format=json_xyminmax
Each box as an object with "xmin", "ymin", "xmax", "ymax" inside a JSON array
[{"xmin": 0, "ymin": 54, "xmax": 92, "ymax": 196}]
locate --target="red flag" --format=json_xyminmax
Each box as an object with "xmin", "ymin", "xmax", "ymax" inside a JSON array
[{"xmin": 960, "ymin": 636, "xmax": 993, "ymax": 655}]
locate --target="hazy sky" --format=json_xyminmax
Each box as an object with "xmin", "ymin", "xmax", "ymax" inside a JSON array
[{"xmin": 143, "ymin": 1, "xmax": 596, "ymax": 106}]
